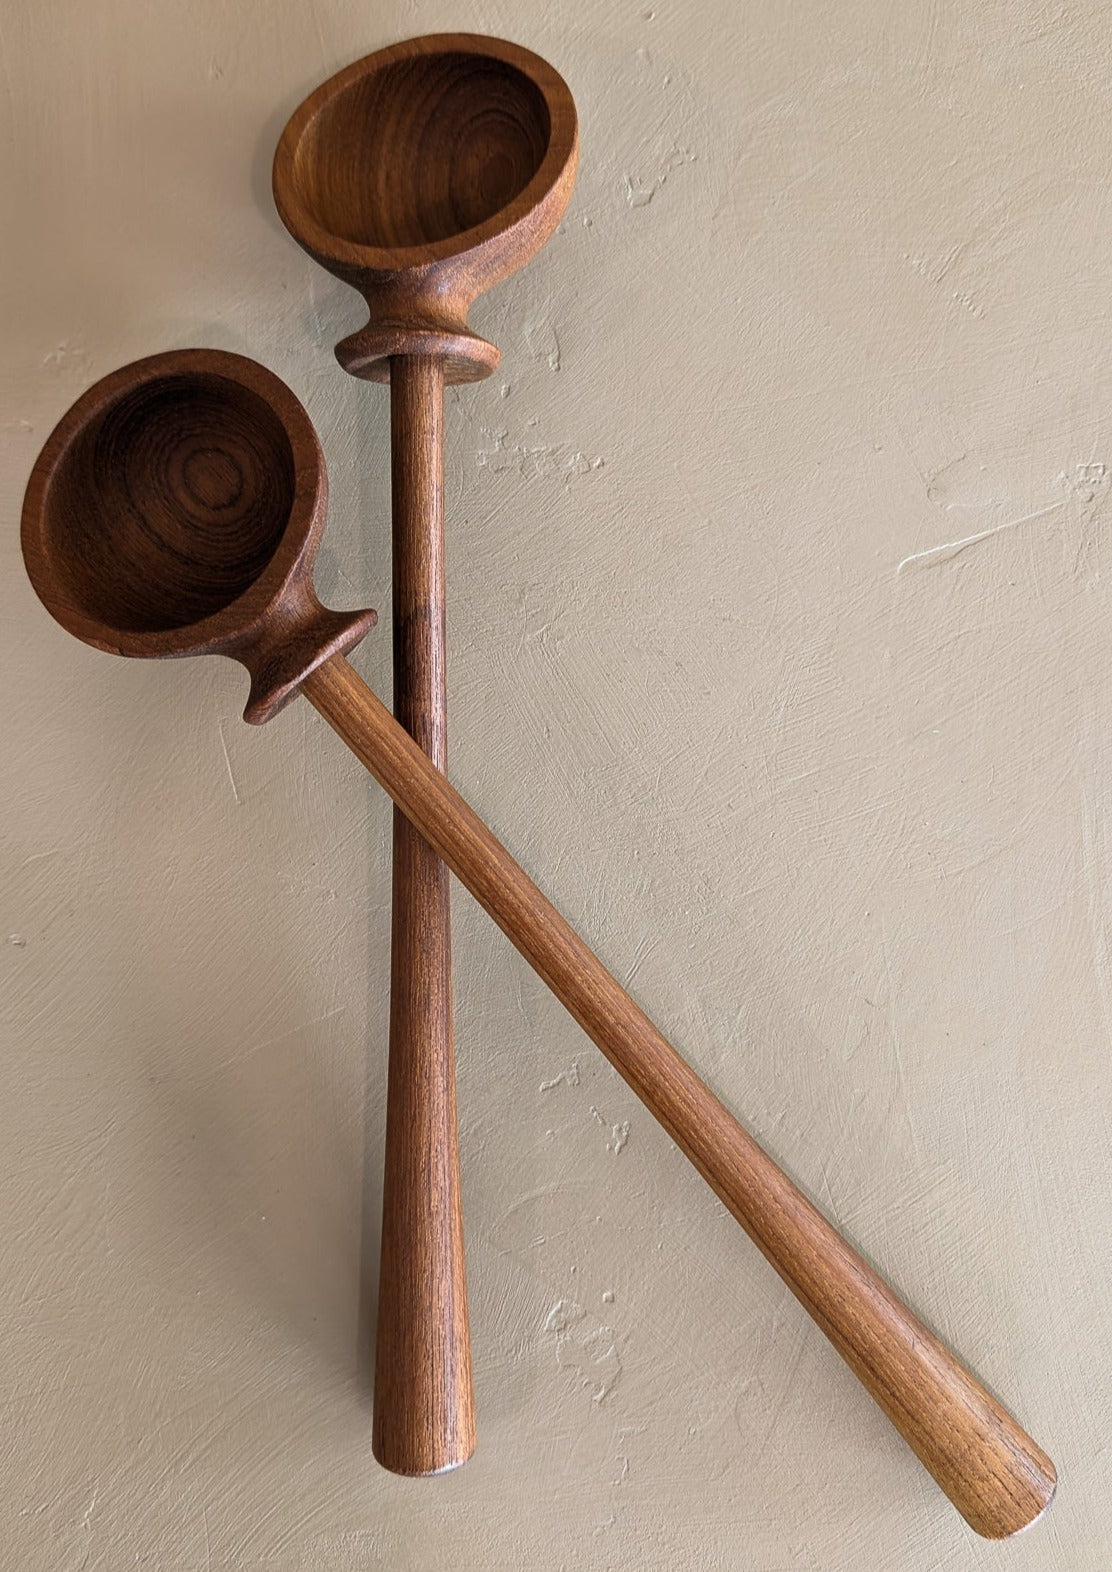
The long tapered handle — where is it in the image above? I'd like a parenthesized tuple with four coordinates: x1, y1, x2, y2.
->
(301, 654, 1055, 1538)
(373, 354, 474, 1475)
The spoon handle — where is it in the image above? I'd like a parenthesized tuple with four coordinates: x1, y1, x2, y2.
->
(373, 355, 474, 1476)
(302, 653, 1055, 1538)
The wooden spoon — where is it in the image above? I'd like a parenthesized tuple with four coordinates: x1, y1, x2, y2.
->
(272, 34, 578, 1474)
(21, 349, 1056, 1538)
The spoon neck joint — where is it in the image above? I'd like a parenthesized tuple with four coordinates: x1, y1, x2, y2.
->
(240, 587, 377, 724)
(336, 282, 500, 385)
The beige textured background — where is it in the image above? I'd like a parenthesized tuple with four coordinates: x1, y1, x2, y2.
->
(2, 2, 1109, 1567)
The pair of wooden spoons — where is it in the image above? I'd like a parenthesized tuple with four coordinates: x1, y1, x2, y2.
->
(20, 34, 1055, 1539)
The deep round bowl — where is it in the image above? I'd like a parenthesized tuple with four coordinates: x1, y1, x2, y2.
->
(274, 34, 578, 275)
(293, 53, 550, 251)
(21, 349, 327, 658)
(273, 35, 578, 382)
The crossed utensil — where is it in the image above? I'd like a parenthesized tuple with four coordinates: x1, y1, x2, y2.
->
(20, 33, 1054, 1537)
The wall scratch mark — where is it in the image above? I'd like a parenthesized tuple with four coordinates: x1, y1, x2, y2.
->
(216, 1006, 346, 1073)
(217, 722, 241, 805)
(897, 501, 1065, 575)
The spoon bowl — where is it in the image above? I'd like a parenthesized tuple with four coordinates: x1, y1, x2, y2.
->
(290, 52, 551, 251)
(273, 34, 579, 382)
(21, 348, 376, 720)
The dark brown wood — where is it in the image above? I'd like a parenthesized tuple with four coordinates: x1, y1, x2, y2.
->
(21, 350, 1056, 1537)
(19, 348, 376, 723)
(272, 34, 579, 385)
(373, 354, 475, 1474)
(302, 656, 1058, 1542)
(273, 35, 579, 1475)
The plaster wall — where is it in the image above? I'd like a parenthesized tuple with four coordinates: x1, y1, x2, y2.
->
(2, 2, 1109, 1567)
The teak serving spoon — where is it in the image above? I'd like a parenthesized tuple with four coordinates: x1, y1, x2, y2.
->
(21, 349, 1055, 1538)
(272, 34, 578, 1475)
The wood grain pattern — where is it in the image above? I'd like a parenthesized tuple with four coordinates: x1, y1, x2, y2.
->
(373, 354, 475, 1474)
(19, 348, 377, 724)
(302, 655, 1056, 1541)
(272, 34, 579, 385)
(274, 36, 579, 1474)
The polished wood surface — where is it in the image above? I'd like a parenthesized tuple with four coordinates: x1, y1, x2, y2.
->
(274, 35, 579, 1474)
(21, 350, 1056, 1536)
(19, 348, 376, 724)
(373, 354, 475, 1474)
(272, 34, 579, 384)
(303, 656, 1057, 1541)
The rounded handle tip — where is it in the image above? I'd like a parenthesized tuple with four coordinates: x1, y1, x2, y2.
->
(962, 1447, 1056, 1539)
(371, 1431, 476, 1478)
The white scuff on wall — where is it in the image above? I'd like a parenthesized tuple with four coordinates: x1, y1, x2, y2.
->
(1, 1, 1109, 1569)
